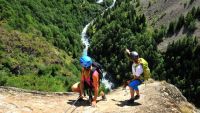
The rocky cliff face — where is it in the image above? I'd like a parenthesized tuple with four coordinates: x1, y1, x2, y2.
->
(0, 81, 199, 113)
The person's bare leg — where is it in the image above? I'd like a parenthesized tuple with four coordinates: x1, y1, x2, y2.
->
(100, 91, 107, 100)
(135, 90, 139, 96)
(134, 90, 140, 100)
(127, 86, 135, 103)
(100, 91, 104, 96)
(71, 82, 81, 95)
(129, 86, 135, 99)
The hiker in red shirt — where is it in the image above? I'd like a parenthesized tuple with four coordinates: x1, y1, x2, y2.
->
(71, 55, 106, 106)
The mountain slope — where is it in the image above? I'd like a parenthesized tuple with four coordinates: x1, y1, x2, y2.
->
(0, 27, 80, 92)
(140, 0, 200, 52)
(0, 0, 110, 57)
(141, 0, 200, 27)
(0, 81, 198, 113)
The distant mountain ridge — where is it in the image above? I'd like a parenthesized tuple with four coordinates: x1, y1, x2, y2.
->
(140, 0, 200, 51)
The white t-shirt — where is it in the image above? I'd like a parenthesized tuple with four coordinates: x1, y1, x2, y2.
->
(132, 63, 143, 77)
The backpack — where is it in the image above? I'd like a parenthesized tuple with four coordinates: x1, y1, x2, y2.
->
(90, 62, 103, 85)
(138, 58, 151, 81)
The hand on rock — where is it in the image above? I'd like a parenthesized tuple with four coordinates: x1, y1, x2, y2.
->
(91, 100, 97, 107)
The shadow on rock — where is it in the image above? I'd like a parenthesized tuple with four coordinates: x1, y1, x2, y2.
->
(67, 99, 90, 107)
(112, 99, 142, 107)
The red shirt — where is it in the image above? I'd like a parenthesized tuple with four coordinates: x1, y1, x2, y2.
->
(81, 69, 99, 89)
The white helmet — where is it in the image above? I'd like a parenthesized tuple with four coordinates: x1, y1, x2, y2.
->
(130, 51, 139, 59)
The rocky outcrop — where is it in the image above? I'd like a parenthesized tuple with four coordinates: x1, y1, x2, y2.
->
(0, 81, 199, 113)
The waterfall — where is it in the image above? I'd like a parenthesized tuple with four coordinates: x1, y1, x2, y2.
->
(96, 0, 103, 4)
(81, 0, 116, 90)
(109, 0, 116, 8)
(81, 21, 93, 56)
(81, 0, 116, 54)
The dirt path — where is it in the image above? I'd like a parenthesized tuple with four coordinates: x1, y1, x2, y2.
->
(0, 81, 198, 113)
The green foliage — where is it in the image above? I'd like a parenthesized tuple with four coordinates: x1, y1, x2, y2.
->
(165, 6, 199, 36)
(167, 21, 176, 35)
(185, 12, 195, 28)
(175, 14, 185, 32)
(187, 20, 196, 32)
(0, 29, 80, 91)
(0, 70, 10, 86)
(0, 0, 108, 58)
(164, 37, 200, 107)
(195, 7, 200, 20)
(87, 0, 162, 85)
(184, 10, 197, 33)
(0, 0, 113, 92)
(5, 74, 64, 92)
(153, 26, 166, 44)
(99, 83, 110, 94)
(189, 0, 195, 5)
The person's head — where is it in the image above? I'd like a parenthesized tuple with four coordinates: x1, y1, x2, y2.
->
(130, 51, 139, 63)
(80, 55, 92, 70)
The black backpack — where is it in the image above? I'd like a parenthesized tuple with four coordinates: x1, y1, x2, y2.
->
(90, 62, 103, 85)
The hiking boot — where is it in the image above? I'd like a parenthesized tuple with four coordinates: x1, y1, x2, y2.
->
(102, 95, 107, 101)
(127, 98, 134, 104)
(134, 95, 140, 100)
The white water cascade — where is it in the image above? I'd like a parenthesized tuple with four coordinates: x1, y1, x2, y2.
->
(81, 21, 93, 56)
(96, 0, 103, 4)
(81, 0, 116, 90)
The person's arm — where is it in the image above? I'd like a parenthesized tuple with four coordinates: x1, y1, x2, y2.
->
(126, 48, 131, 55)
(132, 64, 136, 79)
(92, 71, 99, 106)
